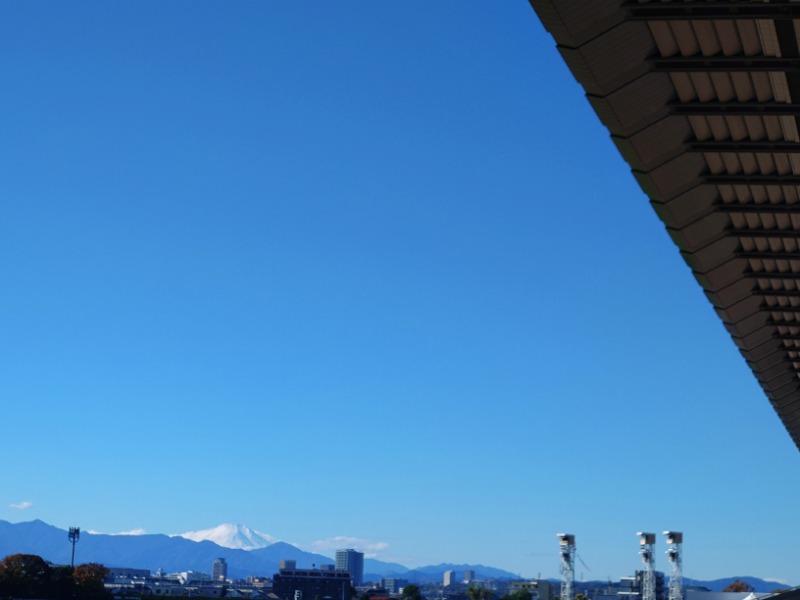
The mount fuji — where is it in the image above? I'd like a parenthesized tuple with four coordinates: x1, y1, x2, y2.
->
(173, 524, 277, 550)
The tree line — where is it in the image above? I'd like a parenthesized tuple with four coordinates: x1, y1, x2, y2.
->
(396, 584, 532, 600)
(0, 553, 111, 600)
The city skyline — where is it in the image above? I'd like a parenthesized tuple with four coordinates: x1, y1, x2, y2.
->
(3, 1, 800, 586)
(0, 517, 789, 589)
(1, 517, 793, 587)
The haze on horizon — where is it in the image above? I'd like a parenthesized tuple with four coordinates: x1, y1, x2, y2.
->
(2, 1, 800, 585)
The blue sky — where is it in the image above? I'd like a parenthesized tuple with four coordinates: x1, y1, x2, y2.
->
(2, 0, 799, 585)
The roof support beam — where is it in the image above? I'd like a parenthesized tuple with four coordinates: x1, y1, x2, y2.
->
(746, 273, 800, 281)
(759, 290, 800, 297)
(671, 102, 800, 116)
(690, 141, 800, 153)
(738, 252, 800, 260)
(770, 319, 800, 327)
(774, 334, 800, 341)
(716, 204, 800, 214)
(704, 174, 800, 185)
(650, 56, 800, 72)
(729, 228, 800, 238)
(624, 1, 800, 20)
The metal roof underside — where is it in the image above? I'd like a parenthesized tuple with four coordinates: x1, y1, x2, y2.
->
(529, 0, 800, 451)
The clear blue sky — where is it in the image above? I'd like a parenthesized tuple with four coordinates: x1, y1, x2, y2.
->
(2, 0, 799, 586)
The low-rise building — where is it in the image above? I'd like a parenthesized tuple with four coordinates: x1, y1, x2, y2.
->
(272, 567, 351, 600)
(381, 579, 409, 594)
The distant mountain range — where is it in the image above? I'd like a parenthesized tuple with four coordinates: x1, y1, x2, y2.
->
(0, 520, 789, 591)
(580, 577, 789, 594)
(0, 520, 517, 582)
(683, 577, 790, 593)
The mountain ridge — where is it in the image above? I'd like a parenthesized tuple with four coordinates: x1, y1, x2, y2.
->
(0, 520, 789, 591)
(0, 520, 517, 581)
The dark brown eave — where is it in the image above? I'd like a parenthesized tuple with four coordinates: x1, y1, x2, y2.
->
(529, 0, 800, 451)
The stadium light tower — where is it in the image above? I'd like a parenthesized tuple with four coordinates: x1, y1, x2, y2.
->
(664, 531, 683, 600)
(557, 533, 576, 600)
(68, 527, 80, 568)
(637, 533, 656, 600)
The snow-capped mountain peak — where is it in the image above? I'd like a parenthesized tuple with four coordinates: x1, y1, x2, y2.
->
(174, 524, 277, 550)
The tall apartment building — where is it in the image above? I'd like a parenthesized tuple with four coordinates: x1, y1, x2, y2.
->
(212, 558, 228, 582)
(444, 571, 456, 587)
(335, 549, 364, 586)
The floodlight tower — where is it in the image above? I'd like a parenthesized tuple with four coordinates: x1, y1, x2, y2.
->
(664, 532, 683, 600)
(68, 527, 80, 568)
(557, 533, 576, 600)
(637, 533, 656, 600)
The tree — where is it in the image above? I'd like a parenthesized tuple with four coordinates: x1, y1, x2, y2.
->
(515, 589, 533, 600)
(402, 584, 422, 600)
(0, 553, 52, 598)
(513, 589, 533, 600)
(48, 565, 77, 598)
(722, 580, 755, 593)
(73, 563, 109, 588)
(468, 585, 495, 600)
(500, 589, 533, 600)
(73, 563, 111, 600)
